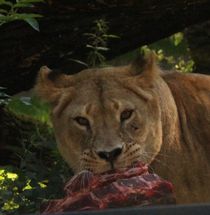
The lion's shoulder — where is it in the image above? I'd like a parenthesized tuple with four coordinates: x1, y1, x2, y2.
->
(162, 71, 210, 144)
(162, 71, 210, 90)
(162, 71, 210, 104)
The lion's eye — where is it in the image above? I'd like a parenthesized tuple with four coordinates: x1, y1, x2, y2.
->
(120, 109, 133, 122)
(74, 116, 90, 127)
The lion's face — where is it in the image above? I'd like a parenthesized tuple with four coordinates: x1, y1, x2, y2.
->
(35, 53, 163, 173)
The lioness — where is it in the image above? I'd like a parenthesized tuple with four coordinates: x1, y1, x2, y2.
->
(35, 53, 210, 204)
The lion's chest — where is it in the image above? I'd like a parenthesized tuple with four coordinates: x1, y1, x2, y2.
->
(151, 148, 210, 204)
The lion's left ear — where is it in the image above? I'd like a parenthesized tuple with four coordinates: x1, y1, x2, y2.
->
(129, 51, 160, 87)
(34, 66, 74, 105)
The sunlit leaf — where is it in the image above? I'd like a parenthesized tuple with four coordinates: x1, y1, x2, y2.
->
(23, 180, 33, 191)
(38, 181, 47, 188)
(2, 200, 19, 211)
(171, 32, 183, 46)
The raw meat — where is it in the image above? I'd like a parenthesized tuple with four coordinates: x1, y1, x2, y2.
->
(41, 161, 175, 214)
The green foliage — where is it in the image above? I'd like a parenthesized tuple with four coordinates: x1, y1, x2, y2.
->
(84, 19, 119, 67)
(0, 0, 44, 31)
(0, 118, 72, 215)
(148, 32, 195, 73)
(70, 19, 119, 68)
(0, 31, 195, 215)
(7, 96, 50, 124)
(174, 57, 194, 73)
(112, 32, 194, 73)
(1, 96, 72, 214)
(170, 32, 184, 46)
(0, 87, 10, 106)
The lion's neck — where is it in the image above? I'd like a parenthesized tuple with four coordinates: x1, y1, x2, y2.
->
(151, 74, 210, 204)
(152, 139, 210, 204)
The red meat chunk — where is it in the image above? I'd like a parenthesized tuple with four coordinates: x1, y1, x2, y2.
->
(41, 161, 175, 214)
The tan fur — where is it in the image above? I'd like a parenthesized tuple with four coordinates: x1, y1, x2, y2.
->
(35, 53, 210, 204)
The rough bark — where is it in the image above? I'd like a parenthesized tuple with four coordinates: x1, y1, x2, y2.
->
(185, 20, 210, 75)
(0, 107, 28, 164)
(0, 0, 210, 94)
(0, 106, 52, 165)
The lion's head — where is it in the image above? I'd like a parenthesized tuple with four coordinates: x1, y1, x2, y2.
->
(35, 53, 178, 174)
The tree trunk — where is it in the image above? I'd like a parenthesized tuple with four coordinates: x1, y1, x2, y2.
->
(185, 20, 210, 75)
(0, 0, 210, 94)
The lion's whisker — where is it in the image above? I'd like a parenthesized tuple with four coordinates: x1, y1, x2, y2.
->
(141, 152, 170, 170)
(142, 151, 172, 159)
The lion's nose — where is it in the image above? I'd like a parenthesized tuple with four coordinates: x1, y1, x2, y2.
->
(97, 147, 122, 162)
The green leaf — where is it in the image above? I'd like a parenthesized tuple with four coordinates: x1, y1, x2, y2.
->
(0, 12, 42, 28)
(0, 9, 8, 14)
(18, 0, 44, 3)
(83, 33, 97, 39)
(86, 44, 94, 49)
(10, 13, 42, 19)
(96, 52, 106, 62)
(0, 0, 13, 7)
(20, 96, 32, 106)
(24, 17, 40, 31)
(106, 34, 120, 39)
(171, 32, 183, 46)
(13, 2, 33, 8)
(95, 46, 109, 51)
(0, 15, 9, 22)
(69, 58, 88, 67)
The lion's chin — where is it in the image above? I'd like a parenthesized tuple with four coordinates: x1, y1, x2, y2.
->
(89, 159, 145, 174)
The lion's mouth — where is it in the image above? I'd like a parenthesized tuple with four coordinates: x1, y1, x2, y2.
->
(110, 161, 115, 170)
(107, 157, 141, 173)
(79, 143, 154, 174)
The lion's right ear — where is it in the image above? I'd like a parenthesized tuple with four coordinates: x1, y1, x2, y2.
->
(129, 51, 160, 88)
(34, 66, 73, 105)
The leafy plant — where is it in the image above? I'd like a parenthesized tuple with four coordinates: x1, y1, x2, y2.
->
(111, 32, 194, 73)
(140, 45, 194, 73)
(0, 0, 44, 31)
(0, 125, 72, 215)
(170, 32, 184, 46)
(84, 19, 119, 67)
(0, 87, 10, 106)
(1, 95, 73, 214)
(8, 96, 50, 124)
